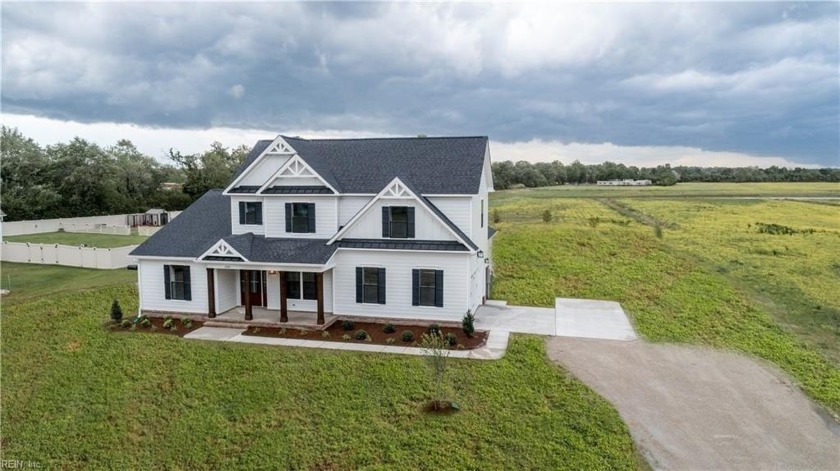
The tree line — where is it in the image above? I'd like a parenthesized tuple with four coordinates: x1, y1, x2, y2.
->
(491, 160, 840, 189)
(0, 126, 248, 221)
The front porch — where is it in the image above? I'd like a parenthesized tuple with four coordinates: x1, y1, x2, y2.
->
(212, 306, 337, 329)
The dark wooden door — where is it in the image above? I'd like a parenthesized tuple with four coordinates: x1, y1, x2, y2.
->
(240, 270, 266, 307)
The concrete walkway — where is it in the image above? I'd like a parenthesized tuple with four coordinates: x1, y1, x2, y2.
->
(548, 337, 840, 470)
(184, 326, 509, 360)
(475, 298, 637, 340)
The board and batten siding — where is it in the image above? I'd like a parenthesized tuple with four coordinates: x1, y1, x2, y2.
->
(236, 154, 292, 187)
(230, 196, 266, 236)
(139, 260, 208, 314)
(425, 196, 473, 238)
(332, 250, 470, 322)
(266, 270, 334, 313)
(215, 269, 238, 313)
(340, 198, 456, 241)
(263, 197, 337, 238)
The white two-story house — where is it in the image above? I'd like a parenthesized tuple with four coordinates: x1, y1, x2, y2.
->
(130, 135, 495, 324)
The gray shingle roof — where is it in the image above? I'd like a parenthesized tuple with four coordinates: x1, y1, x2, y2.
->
(222, 234, 336, 264)
(231, 136, 488, 195)
(130, 190, 230, 257)
(488, 226, 497, 239)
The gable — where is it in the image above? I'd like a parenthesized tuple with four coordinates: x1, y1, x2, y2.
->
(259, 154, 336, 193)
(199, 239, 247, 262)
(225, 136, 297, 193)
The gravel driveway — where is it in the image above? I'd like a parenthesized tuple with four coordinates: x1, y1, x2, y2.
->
(547, 337, 840, 471)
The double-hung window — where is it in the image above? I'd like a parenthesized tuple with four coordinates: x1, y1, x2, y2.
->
(163, 265, 192, 301)
(285, 272, 317, 300)
(412, 269, 443, 307)
(355, 267, 386, 304)
(382, 206, 415, 238)
(238, 201, 263, 225)
(285, 203, 316, 233)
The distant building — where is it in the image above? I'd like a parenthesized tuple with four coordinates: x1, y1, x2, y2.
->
(161, 182, 184, 192)
(596, 179, 652, 186)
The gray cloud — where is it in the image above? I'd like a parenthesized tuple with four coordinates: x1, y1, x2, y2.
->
(2, 2, 838, 166)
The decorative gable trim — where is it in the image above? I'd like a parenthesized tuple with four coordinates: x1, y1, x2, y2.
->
(198, 239, 248, 262)
(257, 154, 338, 194)
(223, 135, 298, 195)
(326, 177, 475, 252)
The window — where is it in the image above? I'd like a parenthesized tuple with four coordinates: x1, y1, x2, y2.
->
(412, 269, 443, 307)
(238, 201, 263, 225)
(164, 265, 191, 301)
(382, 206, 415, 238)
(480, 199, 484, 228)
(286, 272, 301, 299)
(284, 272, 318, 300)
(355, 267, 386, 304)
(285, 203, 315, 233)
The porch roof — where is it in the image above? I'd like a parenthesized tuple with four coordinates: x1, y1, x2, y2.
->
(221, 233, 337, 264)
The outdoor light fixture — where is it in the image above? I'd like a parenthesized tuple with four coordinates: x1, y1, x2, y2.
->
(477, 250, 484, 258)
(268, 270, 278, 275)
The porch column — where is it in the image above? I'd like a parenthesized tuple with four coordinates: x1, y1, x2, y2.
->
(279, 271, 288, 323)
(316, 272, 325, 325)
(206, 268, 216, 318)
(243, 270, 253, 321)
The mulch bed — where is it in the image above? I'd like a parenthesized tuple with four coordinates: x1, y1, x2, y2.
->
(242, 320, 488, 350)
(108, 316, 204, 337)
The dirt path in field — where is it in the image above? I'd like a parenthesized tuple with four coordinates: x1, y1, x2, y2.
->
(547, 337, 840, 471)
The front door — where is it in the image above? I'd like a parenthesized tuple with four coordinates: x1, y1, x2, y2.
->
(240, 270, 266, 307)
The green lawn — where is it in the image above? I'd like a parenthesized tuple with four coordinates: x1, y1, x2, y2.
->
(0, 262, 136, 306)
(4, 231, 148, 248)
(490, 196, 840, 416)
(493, 181, 840, 202)
(1, 277, 641, 469)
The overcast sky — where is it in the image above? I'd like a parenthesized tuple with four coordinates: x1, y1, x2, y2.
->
(2, 2, 838, 168)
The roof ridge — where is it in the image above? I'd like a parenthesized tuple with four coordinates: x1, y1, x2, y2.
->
(281, 135, 487, 142)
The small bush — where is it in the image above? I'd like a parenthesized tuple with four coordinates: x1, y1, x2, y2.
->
(342, 320, 355, 331)
(341, 334, 351, 341)
(279, 327, 287, 335)
(162, 318, 174, 329)
(492, 208, 501, 224)
(110, 299, 123, 322)
(120, 319, 132, 328)
(402, 330, 415, 342)
(321, 330, 330, 338)
(383, 323, 396, 334)
(386, 337, 396, 345)
(180, 317, 193, 328)
(445, 332, 457, 346)
(298, 328, 309, 336)
(427, 324, 441, 336)
(462, 310, 475, 337)
(139, 316, 151, 328)
(355, 329, 369, 341)
(542, 210, 553, 223)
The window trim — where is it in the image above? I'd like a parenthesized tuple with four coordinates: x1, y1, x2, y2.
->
(164, 264, 191, 301)
(239, 201, 263, 226)
(286, 202, 316, 234)
(284, 271, 318, 300)
(356, 266, 386, 305)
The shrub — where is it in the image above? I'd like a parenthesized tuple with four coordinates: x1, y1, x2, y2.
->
(492, 208, 501, 224)
(445, 332, 457, 346)
(386, 337, 396, 345)
(139, 316, 151, 328)
(162, 318, 174, 329)
(542, 210, 553, 223)
(120, 319, 132, 328)
(383, 323, 396, 334)
(342, 320, 355, 331)
(298, 328, 309, 336)
(321, 330, 331, 338)
(355, 329, 369, 341)
(109, 299, 123, 322)
(427, 324, 441, 336)
(462, 310, 475, 338)
(402, 330, 415, 342)
(180, 317, 193, 328)
(341, 334, 351, 341)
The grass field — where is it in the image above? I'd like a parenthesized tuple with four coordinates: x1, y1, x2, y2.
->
(1, 271, 641, 469)
(0, 262, 136, 305)
(493, 182, 840, 201)
(4, 231, 148, 248)
(490, 192, 840, 415)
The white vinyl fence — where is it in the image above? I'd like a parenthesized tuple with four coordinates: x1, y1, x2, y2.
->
(74, 225, 132, 235)
(1, 211, 182, 237)
(136, 226, 163, 236)
(1, 242, 138, 269)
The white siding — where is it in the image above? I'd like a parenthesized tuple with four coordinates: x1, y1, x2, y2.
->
(266, 270, 333, 312)
(216, 269, 238, 313)
(332, 250, 470, 322)
(338, 196, 372, 226)
(426, 197, 472, 237)
(264, 197, 337, 238)
(236, 154, 292, 187)
(230, 196, 266, 236)
(139, 260, 208, 314)
(340, 198, 455, 241)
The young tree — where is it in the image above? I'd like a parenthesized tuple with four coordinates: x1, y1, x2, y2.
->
(419, 332, 451, 410)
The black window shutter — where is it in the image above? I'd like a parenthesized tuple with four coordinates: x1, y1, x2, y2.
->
(382, 207, 390, 237)
(434, 270, 444, 307)
(183, 266, 192, 301)
(412, 269, 419, 306)
(406, 207, 416, 238)
(163, 265, 171, 300)
(377, 268, 386, 304)
(355, 267, 363, 303)
(285, 203, 292, 232)
(308, 203, 316, 233)
(239, 202, 246, 225)
(255, 203, 263, 225)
